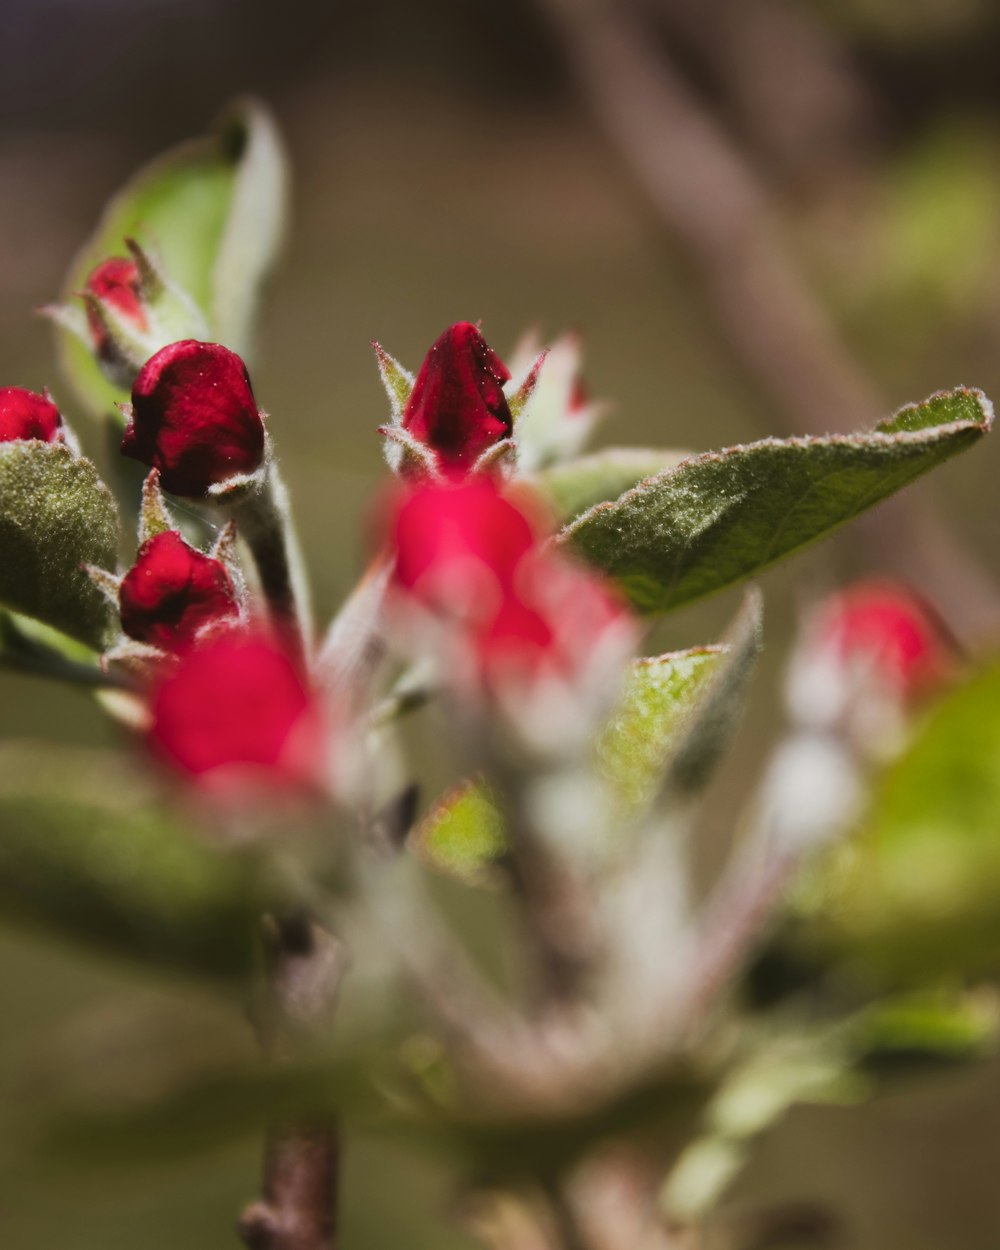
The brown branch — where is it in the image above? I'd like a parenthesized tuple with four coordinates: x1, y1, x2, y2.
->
(536, 0, 1000, 644)
(239, 1125, 340, 1250)
(239, 916, 348, 1250)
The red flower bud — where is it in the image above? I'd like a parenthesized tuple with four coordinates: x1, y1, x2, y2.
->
(0, 387, 63, 444)
(121, 341, 266, 497)
(815, 580, 954, 702)
(387, 480, 636, 742)
(148, 630, 329, 794)
(84, 256, 148, 355)
(119, 530, 239, 652)
(390, 478, 540, 621)
(402, 322, 513, 476)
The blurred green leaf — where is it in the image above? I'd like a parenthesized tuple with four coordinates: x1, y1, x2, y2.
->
(0, 443, 119, 649)
(529, 447, 689, 521)
(56, 98, 289, 417)
(559, 389, 991, 614)
(411, 782, 506, 888)
(664, 589, 762, 797)
(596, 646, 727, 813)
(852, 991, 999, 1078)
(0, 744, 268, 983)
(807, 654, 1000, 981)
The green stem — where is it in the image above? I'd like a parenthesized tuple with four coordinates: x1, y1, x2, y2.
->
(231, 463, 313, 660)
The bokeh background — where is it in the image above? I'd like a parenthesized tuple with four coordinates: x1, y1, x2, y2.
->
(3, 1, 1000, 1246)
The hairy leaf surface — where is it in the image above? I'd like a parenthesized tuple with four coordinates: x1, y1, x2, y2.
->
(559, 389, 992, 613)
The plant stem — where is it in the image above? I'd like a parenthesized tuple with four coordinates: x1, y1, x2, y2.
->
(239, 916, 347, 1250)
(239, 1123, 340, 1250)
(232, 463, 313, 660)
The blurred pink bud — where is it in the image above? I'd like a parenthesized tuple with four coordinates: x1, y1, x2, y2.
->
(0, 387, 63, 444)
(119, 530, 239, 652)
(148, 630, 329, 796)
(390, 477, 541, 622)
(401, 322, 513, 477)
(121, 341, 266, 497)
(814, 579, 954, 703)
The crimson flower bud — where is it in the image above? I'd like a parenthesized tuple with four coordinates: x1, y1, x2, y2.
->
(118, 530, 239, 652)
(402, 322, 513, 476)
(148, 630, 329, 795)
(121, 341, 266, 497)
(814, 580, 954, 703)
(0, 387, 63, 443)
(84, 256, 148, 357)
(390, 479, 540, 621)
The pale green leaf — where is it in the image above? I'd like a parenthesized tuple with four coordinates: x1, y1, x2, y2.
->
(558, 389, 992, 613)
(529, 447, 690, 522)
(56, 98, 289, 416)
(0, 442, 119, 649)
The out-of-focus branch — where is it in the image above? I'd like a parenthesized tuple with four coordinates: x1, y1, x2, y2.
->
(639, 0, 879, 176)
(240, 917, 348, 1250)
(536, 0, 1000, 644)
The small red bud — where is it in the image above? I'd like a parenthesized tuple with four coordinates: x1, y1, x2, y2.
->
(119, 530, 239, 652)
(0, 387, 63, 444)
(84, 256, 148, 354)
(121, 341, 266, 497)
(148, 629, 328, 794)
(402, 322, 513, 476)
(390, 478, 539, 619)
(815, 579, 955, 702)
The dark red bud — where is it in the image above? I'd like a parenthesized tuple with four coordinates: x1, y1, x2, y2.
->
(119, 530, 239, 652)
(148, 629, 328, 793)
(0, 387, 63, 444)
(121, 340, 266, 497)
(402, 322, 513, 475)
(84, 256, 148, 354)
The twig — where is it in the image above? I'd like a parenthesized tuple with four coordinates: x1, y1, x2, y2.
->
(535, 0, 1000, 643)
(239, 916, 348, 1250)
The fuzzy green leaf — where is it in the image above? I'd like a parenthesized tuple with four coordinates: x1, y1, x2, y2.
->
(56, 98, 289, 416)
(0, 744, 268, 983)
(558, 389, 992, 613)
(0, 442, 119, 649)
(595, 646, 727, 813)
(529, 447, 690, 521)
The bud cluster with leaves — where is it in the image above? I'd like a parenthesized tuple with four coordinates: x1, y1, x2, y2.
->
(1, 101, 999, 1250)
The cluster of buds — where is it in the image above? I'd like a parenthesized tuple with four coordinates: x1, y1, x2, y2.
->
(387, 478, 637, 753)
(11, 272, 624, 804)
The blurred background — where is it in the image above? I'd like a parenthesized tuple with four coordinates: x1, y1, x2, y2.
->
(3, 0, 1000, 1245)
